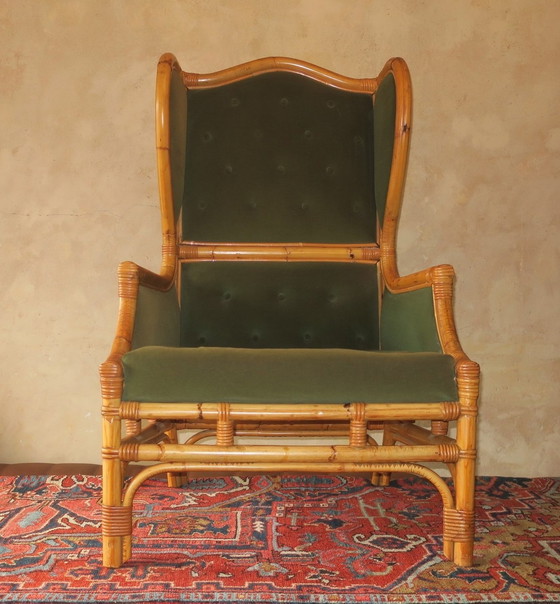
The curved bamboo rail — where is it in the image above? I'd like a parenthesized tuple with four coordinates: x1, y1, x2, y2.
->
(179, 55, 378, 93)
(118, 461, 456, 562)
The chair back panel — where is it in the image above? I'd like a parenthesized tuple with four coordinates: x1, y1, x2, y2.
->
(182, 72, 375, 243)
(180, 262, 379, 350)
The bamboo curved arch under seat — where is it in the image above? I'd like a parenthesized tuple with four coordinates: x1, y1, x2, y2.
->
(100, 54, 480, 570)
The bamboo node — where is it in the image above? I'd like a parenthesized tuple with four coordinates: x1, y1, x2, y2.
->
(350, 403, 367, 447)
(459, 449, 477, 460)
(102, 505, 132, 537)
(431, 420, 449, 436)
(162, 243, 177, 257)
(443, 508, 475, 542)
(438, 444, 460, 463)
(456, 361, 480, 380)
(120, 443, 140, 462)
(118, 262, 140, 299)
(179, 244, 199, 260)
(442, 402, 461, 420)
(125, 419, 141, 437)
(216, 403, 234, 446)
(121, 402, 141, 420)
(101, 447, 119, 460)
(100, 360, 123, 399)
(102, 406, 120, 418)
(361, 246, 380, 262)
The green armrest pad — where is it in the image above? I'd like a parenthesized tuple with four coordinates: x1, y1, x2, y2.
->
(131, 285, 180, 350)
(381, 287, 442, 353)
(122, 347, 458, 403)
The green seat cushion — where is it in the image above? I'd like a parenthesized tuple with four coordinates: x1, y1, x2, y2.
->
(122, 347, 458, 404)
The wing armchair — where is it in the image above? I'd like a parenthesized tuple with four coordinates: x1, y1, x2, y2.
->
(100, 54, 480, 568)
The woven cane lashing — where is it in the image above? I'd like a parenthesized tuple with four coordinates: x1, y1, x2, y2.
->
(183, 72, 375, 243)
(180, 262, 378, 349)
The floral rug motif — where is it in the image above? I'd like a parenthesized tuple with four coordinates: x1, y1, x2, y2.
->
(0, 474, 558, 602)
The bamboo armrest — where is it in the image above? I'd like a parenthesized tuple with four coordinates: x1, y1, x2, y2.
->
(383, 264, 474, 367)
(383, 264, 455, 294)
(118, 261, 174, 296)
(100, 262, 176, 387)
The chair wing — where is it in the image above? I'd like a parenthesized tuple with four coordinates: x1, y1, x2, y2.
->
(100, 54, 480, 569)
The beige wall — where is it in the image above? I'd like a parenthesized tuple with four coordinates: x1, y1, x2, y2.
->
(1, 0, 558, 476)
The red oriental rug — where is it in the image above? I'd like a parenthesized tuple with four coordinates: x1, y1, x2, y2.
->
(0, 473, 558, 603)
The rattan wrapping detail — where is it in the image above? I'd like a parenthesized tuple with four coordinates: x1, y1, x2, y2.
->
(102, 505, 132, 537)
(120, 402, 141, 420)
(443, 508, 475, 542)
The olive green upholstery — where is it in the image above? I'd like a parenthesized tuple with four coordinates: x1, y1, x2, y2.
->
(123, 68, 453, 406)
(130, 285, 180, 350)
(122, 347, 457, 403)
(183, 73, 376, 243)
(180, 262, 378, 349)
(380, 287, 442, 353)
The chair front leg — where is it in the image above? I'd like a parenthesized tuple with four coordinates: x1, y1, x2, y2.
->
(451, 361, 480, 566)
(101, 392, 132, 568)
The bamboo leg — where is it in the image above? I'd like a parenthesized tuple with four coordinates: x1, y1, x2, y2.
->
(164, 426, 189, 487)
(451, 362, 479, 566)
(102, 405, 128, 568)
(373, 423, 395, 486)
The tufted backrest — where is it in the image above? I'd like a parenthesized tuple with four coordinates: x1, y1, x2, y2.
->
(183, 72, 376, 243)
(177, 67, 387, 351)
(180, 262, 378, 349)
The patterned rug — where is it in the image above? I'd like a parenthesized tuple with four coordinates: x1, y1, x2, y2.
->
(0, 473, 558, 603)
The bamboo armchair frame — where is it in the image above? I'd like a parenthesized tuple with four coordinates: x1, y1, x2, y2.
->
(100, 54, 480, 568)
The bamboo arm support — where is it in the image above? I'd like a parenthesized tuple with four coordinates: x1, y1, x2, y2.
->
(382, 262, 475, 367)
(100, 259, 176, 391)
(382, 263, 454, 294)
(118, 261, 174, 294)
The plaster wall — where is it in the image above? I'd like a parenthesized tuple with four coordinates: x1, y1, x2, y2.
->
(1, 0, 559, 476)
